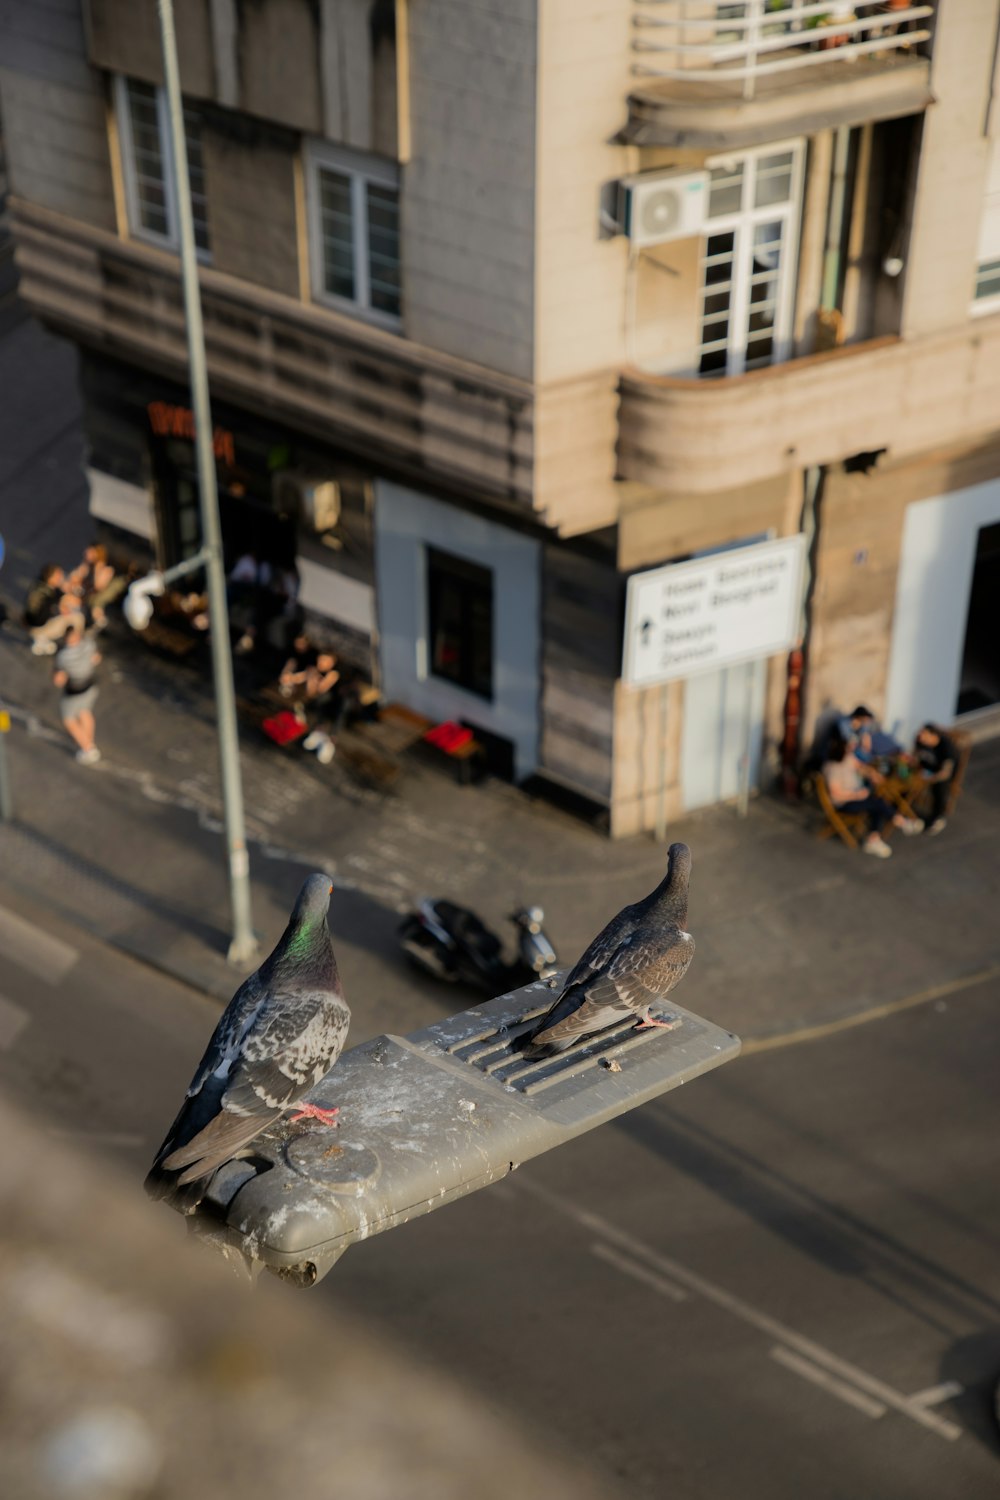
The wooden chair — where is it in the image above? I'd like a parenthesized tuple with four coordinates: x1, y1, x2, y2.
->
(813, 771, 871, 850)
(945, 729, 972, 815)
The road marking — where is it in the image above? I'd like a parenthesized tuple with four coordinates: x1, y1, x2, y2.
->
(770, 1345, 887, 1420)
(591, 1241, 688, 1302)
(516, 1177, 963, 1442)
(742, 962, 1000, 1056)
(909, 1380, 964, 1408)
(0, 904, 78, 984)
(0, 992, 29, 1049)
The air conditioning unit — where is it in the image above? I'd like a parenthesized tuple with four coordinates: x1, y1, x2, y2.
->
(617, 169, 709, 249)
(272, 471, 341, 534)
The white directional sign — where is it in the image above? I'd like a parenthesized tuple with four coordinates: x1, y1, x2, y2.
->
(623, 535, 806, 688)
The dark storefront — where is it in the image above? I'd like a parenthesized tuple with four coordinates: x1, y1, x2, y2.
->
(79, 353, 377, 666)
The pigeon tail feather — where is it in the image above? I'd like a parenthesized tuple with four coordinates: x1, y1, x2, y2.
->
(161, 1104, 282, 1179)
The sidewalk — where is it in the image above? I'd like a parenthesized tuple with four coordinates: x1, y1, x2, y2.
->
(2, 610, 999, 1049)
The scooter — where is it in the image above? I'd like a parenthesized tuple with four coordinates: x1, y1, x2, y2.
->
(398, 898, 559, 994)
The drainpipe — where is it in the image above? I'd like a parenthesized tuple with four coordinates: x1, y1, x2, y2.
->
(781, 465, 825, 797)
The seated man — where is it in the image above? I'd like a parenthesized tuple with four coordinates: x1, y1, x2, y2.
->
(839, 704, 901, 766)
(913, 723, 958, 835)
(300, 650, 341, 765)
(822, 732, 922, 859)
(69, 542, 126, 630)
(24, 566, 85, 655)
(278, 633, 318, 699)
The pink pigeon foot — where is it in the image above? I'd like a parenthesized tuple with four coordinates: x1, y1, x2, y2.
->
(288, 1102, 340, 1125)
(635, 1014, 676, 1030)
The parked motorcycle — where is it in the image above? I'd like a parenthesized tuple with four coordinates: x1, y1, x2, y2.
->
(398, 898, 558, 994)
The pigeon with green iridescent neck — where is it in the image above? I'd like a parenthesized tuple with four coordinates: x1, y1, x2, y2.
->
(144, 873, 349, 1199)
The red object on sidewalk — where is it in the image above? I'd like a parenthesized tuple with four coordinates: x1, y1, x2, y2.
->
(423, 721, 474, 754)
(262, 710, 308, 746)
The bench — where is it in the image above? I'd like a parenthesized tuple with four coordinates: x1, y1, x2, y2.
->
(137, 614, 203, 659)
(362, 704, 486, 784)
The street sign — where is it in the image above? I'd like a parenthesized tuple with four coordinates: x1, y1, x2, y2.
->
(623, 535, 806, 688)
(160, 979, 741, 1285)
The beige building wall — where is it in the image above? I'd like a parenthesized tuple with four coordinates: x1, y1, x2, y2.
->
(534, 0, 632, 386)
(804, 437, 1000, 740)
(901, 0, 1000, 339)
(401, 0, 538, 381)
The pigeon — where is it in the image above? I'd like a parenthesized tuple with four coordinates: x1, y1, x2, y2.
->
(514, 842, 695, 1058)
(144, 873, 350, 1200)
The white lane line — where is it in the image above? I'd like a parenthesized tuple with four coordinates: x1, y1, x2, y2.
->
(771, 1346, 887, 1420)
(591, 1241, 689, 1302)
(0, 905, 78, 984)
(0, 993, 29, 1050)
(515, 1177, 963, 1443)
(909, 1380, 964, 1408)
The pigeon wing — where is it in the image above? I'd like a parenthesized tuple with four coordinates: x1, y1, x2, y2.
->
(222, 989, 351, 1115)
(533, 929, 694, 1048)
(144, 971, 268, 1195)
(556, 902, 643, 993)
(160, 989, 350, 1185)
(599, 925, 695, 1011)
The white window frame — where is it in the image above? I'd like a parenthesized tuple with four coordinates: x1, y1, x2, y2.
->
(305, 139, 401, 330)
(972, 140, 1000, 318)
(114, 74, 210, 260)
(972, 257, 1000, 318)
(697, 138, 805, 378)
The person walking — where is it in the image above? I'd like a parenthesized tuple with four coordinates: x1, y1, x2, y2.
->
(53, 621, 102, 765)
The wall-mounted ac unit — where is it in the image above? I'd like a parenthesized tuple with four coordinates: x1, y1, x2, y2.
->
(617, 170, 709, 249)
(272, 471, 341, 534)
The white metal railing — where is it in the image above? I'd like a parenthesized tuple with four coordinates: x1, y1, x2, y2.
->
(633, 2, 934, 98)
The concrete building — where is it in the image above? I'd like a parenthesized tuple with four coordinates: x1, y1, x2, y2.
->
(1, 0, 998, 833)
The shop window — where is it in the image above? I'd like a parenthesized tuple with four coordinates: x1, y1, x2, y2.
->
(426, 547, 493, 701)
(697, 141, 804, 377)
(115, 77, 210, 256)
(306, 141, 401, 325)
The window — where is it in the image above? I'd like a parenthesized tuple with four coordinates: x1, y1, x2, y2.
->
(115, 76, 209, 255)
(307, 142, 401, 325)
(426, 547, 493, 701)
(697, 142, 804, 377)
(973, 140, 1000, 315)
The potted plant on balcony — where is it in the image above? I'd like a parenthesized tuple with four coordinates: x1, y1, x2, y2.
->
(806, 8, 857, 49)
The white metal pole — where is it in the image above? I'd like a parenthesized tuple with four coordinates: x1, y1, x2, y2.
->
(156, 0, 257, 965)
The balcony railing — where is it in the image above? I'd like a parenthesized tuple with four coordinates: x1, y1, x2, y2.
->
(633, 2, 934, 98)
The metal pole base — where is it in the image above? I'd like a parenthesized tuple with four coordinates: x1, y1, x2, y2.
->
(227, 932, 260, 968)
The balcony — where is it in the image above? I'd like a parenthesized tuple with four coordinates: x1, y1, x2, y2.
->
(616, 315, 1000, 499)
(623, 2, 934, 149)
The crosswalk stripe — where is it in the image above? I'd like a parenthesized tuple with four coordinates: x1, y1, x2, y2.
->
(0, 904, 79, 984)
(0, 992, 30, 1050)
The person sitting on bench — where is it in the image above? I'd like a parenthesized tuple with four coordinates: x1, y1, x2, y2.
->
(822, 732, 921, 859)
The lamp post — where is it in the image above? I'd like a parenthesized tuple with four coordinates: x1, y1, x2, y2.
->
(156, 0, 257, 965)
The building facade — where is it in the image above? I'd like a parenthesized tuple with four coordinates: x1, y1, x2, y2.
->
(1, 0, 998, 833)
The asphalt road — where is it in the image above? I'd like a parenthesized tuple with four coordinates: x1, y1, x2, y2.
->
(2, 881, 998, 1499)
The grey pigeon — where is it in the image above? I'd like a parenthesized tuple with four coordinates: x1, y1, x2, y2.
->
(515, 843, 695, 1058)
(144, 873, 350, 1198)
